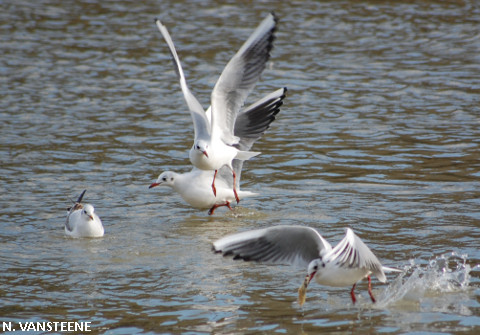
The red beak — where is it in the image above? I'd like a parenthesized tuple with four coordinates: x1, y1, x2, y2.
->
(307, 271, 316, 285)
(149, 183, 160, 189)
(202, 150, 209, 158)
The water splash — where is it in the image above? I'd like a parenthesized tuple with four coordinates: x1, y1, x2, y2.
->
(376, 252, 479, 313)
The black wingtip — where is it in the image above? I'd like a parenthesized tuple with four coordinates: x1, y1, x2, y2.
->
(213, 248, 254, 262)
(233, 254, 251, 262)
(76, 189, 87, 203)
(270, 11, 278, 23)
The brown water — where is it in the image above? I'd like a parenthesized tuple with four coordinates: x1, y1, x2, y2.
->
(1, 0, 479, 334)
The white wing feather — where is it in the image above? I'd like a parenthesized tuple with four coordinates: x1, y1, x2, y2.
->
(325, 228, 387, 282)
(155, 19, 211, 141)
(210, 13, 277, 144)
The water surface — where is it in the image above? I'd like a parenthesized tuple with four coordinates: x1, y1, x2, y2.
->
(1, 0, 479, 334)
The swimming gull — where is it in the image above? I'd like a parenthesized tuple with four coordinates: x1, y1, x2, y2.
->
(65, 190, 104, 238)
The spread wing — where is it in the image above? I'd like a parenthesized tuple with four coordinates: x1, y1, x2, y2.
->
(210, 13, 277, 145)
(326, 228, 386, 282)
(155, 19, 210, 141)
(216, 87, 286, 188)
(213, 225, 332, 267)
(234, 87, 286, 151)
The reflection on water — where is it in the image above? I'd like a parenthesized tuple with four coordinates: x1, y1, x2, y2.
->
(1, 0, 479, 333)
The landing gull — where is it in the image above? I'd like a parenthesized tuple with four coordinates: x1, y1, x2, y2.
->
(65, 190, 104, 238)
(154, 13, 277, 203)
(150, 88, 287, 215)
(213, 226, 400, 305)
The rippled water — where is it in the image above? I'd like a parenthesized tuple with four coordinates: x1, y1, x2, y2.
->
(1, 0, 479, 334)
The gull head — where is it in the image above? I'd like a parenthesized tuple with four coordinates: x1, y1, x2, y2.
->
(82, 204, 95, 221)
(149, 171, 175, 189)
(307, 259, 324, 285)
(193, 140, 209, 158)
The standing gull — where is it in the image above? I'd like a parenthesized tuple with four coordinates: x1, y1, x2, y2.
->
(150, 88, 287, 215)
(154, 13, 277, 203)
(213, 226, 400, 305)
(65, 190, 104, 238)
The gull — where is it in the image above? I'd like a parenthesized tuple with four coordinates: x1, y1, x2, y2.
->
(150, 87, 287, 215)
(154, 13, 277, 203)
(65, 190, 104, 238)
(213, 226, 400, 305)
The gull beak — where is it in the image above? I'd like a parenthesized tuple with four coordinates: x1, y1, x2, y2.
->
(202, 150, 209, 158)
(298, 271, 317, 306)
(87, 214, 94, 221)
(149, 182, 160, 189)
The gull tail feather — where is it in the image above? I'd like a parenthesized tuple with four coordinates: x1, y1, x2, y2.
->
(382, 266, 402, 273)
(237, 190, 259, 198)
(235, 150, 260, 161)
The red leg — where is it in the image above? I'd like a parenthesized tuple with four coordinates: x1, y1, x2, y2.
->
(208, 205, 218, 215)
(211, 170, 217, 196)
(208, 201, 233, 215)
(367, 275, 376, 303)
(232, 170, 240, 204)
(350, 283, 357, 304)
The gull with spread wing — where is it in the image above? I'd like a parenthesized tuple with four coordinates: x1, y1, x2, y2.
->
(150, 88, 286, 214)
(150, 88, 287, 215)
(154, 13, 277, 203)
(213, 226, 400, 305)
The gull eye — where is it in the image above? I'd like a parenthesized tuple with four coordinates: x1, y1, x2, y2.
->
(83, 210, 87, 214)
(162, 177, 167, 181)
(196, 145, 200, 150)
